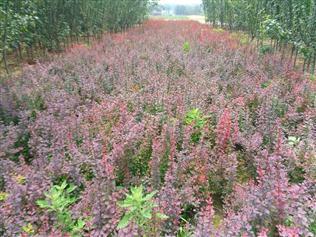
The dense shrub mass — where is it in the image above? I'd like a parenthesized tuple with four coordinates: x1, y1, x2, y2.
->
(0, 20, 315, 236)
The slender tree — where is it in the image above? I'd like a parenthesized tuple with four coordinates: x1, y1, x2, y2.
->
(1, 0, 9, 73)
(0, 0, 156, 73)
(203, 0, 316, 74)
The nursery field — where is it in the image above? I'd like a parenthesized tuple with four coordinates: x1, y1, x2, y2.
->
(0, 20, 316, 236)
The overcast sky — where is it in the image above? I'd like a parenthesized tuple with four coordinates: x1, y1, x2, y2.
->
(159, 0, 202, 5)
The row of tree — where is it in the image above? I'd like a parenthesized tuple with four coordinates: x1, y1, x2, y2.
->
(0, 0, 156, 73)
(202, 0, 316, 74)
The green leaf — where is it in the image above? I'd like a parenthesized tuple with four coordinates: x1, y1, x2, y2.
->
(66, 184, 77, 194)
(183, 41, 190, 53)
(119, 202, 133, 208)
(59, 180, 68, 190)
(76, 219, 86, 229)
(142, 209, 152, 219)
(156, 212, 168, 220)
(36, 199, 50, 208)
(117, 212, 133, 229)
(144, 191, 157, 201)
(0, 192, 9, 202)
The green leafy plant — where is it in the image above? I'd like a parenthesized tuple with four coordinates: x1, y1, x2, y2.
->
(22, 223, 35, 235)
(310, 218, 316, 235)
(15, 175, 26, 185)
(177, 226, 192, 237)
(284, 216, 294, 227)
(36, 180, 85, 237)
(185, 108, 205, 128)
(0, 192, 9, 202)
(117, 185, 167, 233)
(129, 143, 153, 177)
(185, 108, 206, 143)
(183, 41, 191, 53)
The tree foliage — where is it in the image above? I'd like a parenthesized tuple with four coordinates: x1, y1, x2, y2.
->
(202, 0, 316, 74)
(0, 0, 156, 72)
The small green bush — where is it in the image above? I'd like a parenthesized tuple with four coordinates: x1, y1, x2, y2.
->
(118, 185, 167, 233)
(310, 219, 316, 235)
(129, 143, 152, 177)
(36, 180, 86, 236)
(0, 192, 9, 202)
(185, 108, 206, 143)
(22, 223, 35, 235)
(183, 41, 191, 54)
(177, 226, 192, 237)
(185, 109, 205, 129)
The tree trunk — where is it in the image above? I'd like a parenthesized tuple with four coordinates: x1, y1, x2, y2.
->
(293, 49, 298, 67)
(18, 43, 23, 61)
(303, 57, 307, 72)
(281, 43, 286, 62)
(306, 55, 312, 73)
(290, 45, 295, 61)
(2, 0, 10, 74)
(310, 52, 316, 75)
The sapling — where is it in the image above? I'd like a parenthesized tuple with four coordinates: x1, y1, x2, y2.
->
(117, 185, 167, 235)
(184, 108, 206, 143)
(36, 180, 86, 237)
(183, 41, 191, 53)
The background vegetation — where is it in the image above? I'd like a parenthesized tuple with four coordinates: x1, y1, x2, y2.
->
(203, 0, 316, 74)
(0, 0, 156, 73)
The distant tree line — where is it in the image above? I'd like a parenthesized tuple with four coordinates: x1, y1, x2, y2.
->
(0, 0, 156, 73)
(203, 0, 316, 74)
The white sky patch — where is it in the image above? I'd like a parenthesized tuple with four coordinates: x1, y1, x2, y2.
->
(159, 0, 202, 5)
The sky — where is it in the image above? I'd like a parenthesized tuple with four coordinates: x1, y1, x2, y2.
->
(159, 0, 202, 5)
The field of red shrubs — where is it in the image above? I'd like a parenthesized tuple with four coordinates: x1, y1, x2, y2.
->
(0, 20, 315, 236)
